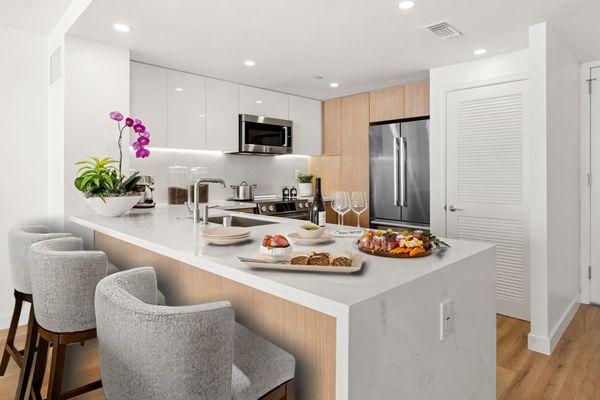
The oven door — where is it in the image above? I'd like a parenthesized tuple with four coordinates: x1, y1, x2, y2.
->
(240, 114, 293, 154)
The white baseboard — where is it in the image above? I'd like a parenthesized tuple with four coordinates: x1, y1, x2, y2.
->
(0, 304, 30, 331)
(528, 300, 580, 355)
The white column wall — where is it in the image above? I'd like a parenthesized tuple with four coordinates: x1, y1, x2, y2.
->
(0, 25, 48, 328)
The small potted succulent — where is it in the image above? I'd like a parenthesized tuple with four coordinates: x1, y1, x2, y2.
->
(74, 112, 151, 217)
(297, 172, 314, 197)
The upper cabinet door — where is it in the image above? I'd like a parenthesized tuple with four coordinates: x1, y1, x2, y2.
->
(369, 85, 404, 123)
(403, 81, 430, 118)
(206, 78, 239, 152)
(167, 70, 206, 150)
(289, 95, 322, 156)
(130, 62, 168, 147)
(323, 98, 342, 155)
(266, 91, 289, 120)
(239, 85, 267, 116)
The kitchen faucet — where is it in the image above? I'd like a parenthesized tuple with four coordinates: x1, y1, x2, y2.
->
(191, 178, 226, 224)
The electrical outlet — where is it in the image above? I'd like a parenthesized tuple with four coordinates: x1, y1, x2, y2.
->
(439, 298, 454, 340)
(294, 170, 301, 180)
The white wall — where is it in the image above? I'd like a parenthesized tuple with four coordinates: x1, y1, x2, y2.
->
(429, 50, 530, 236)
(129, 150, 308, 203)
(528, 23, 581, 355)
(0, 25, 48, 328)
(63, 36, 130, 247)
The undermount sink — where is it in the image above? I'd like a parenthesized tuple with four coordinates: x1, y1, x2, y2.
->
(206, 215, 277, 227)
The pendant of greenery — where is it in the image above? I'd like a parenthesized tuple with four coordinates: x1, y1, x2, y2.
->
(75, 157, 142, 202)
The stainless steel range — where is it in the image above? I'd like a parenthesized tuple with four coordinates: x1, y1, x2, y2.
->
(226, 196, 310, 220)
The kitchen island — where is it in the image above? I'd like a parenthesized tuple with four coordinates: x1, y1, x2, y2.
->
(72, 205, 496, 400)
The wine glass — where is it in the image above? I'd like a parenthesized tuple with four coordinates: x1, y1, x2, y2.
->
(351, 191, 368, 228)
(331, 191, 350, 226)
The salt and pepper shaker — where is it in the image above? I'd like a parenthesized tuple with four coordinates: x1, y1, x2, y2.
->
(282, 186, 290, 200)
(290, 186, 298, 199)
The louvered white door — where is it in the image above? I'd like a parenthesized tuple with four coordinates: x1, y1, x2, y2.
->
(446, 80, 530, 320)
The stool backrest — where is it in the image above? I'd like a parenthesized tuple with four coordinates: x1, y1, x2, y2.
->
(8, 225, 71, 294)
(95, 267, 235, 400)
(29, 237, 109, 332)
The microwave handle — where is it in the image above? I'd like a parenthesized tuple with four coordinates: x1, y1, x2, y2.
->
(283, 126, 289, 147)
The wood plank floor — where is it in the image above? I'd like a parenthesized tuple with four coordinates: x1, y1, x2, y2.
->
(1, 304, 599, 399)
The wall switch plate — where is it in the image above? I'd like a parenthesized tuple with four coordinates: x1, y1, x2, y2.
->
(440, 298, 454, 340)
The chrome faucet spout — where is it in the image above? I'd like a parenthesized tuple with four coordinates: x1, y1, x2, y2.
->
(193, 178, 226, 224)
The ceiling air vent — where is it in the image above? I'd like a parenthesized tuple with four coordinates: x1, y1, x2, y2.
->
(423, 20, 463, 39)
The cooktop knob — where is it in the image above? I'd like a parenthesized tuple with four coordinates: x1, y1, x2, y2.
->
(298, 203, 303, 208)
(305, 202, 309, 208)
(261, 206, 267, 212)
(268, 205, 275, 211)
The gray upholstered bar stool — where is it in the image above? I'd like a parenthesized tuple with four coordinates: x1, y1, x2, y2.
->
(95, 267, 296, 400)
(2, 226, 71, 377)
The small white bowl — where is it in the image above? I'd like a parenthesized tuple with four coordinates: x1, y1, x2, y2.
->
(295, 223, 325, 239)
(260, 245, 291, 258)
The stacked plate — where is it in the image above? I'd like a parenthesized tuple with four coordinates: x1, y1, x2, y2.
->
(202, 226, 251, 245)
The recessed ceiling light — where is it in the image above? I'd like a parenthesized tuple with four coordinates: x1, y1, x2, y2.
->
(314, 75, 324, 80)
(256, 100, 263, 104)
(473, 48, 487, 55)
(113, 23, 130, 32)
(244, 60, 256, 67)
(397, 1, 415, 10)
(329, 82, 339, 88)
(175, 87, 184, 92)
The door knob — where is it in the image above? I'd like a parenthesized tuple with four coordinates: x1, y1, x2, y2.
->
(448, 205, 463, 212)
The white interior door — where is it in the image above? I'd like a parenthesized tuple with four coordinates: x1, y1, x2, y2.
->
(590, 67, 600, 303)
(446, 80, 530, 320)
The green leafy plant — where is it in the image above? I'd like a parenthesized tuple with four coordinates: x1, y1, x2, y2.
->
(298, 172, 314, 184)
(74, 157, 141, 201)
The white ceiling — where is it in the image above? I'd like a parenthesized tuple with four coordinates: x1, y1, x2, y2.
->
(67, 0, 600, 100)
(0, 0, 76, 34)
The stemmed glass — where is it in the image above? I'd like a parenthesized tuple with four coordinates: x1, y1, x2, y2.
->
(331, 191, 351, 226)
(351, 191, 368, 228)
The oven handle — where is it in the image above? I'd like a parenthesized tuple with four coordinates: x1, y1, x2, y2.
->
(283, 126, 289, 147)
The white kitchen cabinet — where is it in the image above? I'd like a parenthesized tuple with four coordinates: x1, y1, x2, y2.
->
(266, 91, 289, 120)
(206, 78, 239, 152)
(130, 62, 168, 147)
(289, 95, 323, 155)
(239, 85, 267, 116)
(167, 70, 206, 149)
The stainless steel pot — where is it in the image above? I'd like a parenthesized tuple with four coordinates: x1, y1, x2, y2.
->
(231, 181, 257, 201)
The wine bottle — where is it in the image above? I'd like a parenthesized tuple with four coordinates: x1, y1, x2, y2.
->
(311, 178, 326, 227)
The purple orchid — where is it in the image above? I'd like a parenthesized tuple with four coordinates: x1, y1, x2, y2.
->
(109, 111, 124, 121)
(137, 136, 150, 146)
(133, 123, 146, 133)
(136, 147, 150, 158)
(109, 112, 153, 176)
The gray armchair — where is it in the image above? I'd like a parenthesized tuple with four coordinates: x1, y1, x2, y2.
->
(2, 225, 71, 380)
(95, 267, 295, 400)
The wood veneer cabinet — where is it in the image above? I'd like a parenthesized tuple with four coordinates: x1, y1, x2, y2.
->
(341, 92, 370, 228)
(369, 85, 404, 123)
(322, 98, 342, 155)
(403, 81, 430, 118)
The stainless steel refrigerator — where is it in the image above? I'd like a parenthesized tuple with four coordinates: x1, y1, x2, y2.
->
(369, 119, 430, 229)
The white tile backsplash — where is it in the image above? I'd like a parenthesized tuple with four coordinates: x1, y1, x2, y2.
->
(129, 148, 308, 204)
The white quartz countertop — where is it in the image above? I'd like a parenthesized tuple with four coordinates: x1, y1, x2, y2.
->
(71, 205, 494, 317)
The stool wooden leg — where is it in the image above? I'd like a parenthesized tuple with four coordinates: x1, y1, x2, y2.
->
(0, 290, 24, 375)
(30, 335, 49, 400)
(285, 379, 295, 400)
(46, 337, 66, 400)
(15, 310, 37, 400)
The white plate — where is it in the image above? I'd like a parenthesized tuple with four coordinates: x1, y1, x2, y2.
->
(204, 236, 251, 245)
(288, 232, 334, 245)
(241, 252, 364, 273)
(202, 226, 251, 238)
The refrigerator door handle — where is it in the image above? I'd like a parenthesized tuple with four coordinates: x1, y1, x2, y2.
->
(393, 136, 400, 206)
(399, 137, 407, 207)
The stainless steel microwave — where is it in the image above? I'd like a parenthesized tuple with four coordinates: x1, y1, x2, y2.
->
(234, 114, 293, 155)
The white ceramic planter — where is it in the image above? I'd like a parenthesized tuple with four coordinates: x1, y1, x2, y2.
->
(85, 195, 141, 217)
(298, 183, 313, 197)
